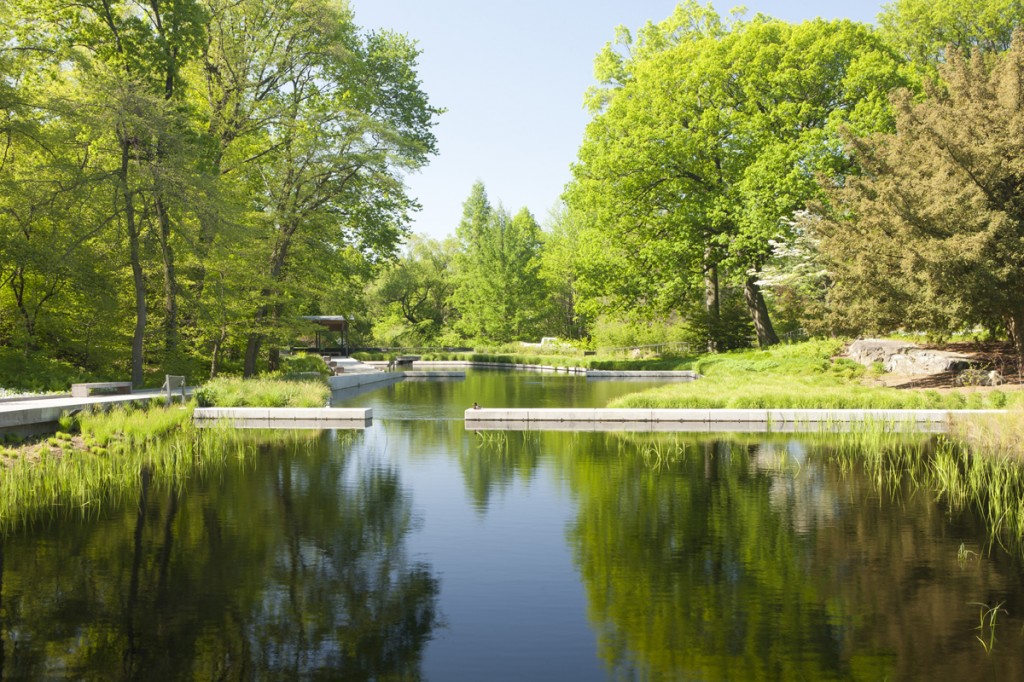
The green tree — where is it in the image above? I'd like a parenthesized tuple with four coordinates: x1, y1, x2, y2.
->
(3, 0, 210, 385)
(234, 8, 440, 375)
(878, 0, 1024, 64)
(0, 0, 439, 383)
(451, 182, 548, 344)
(366, 235, 458, 346)
(539, 204, 588, 340)
(818, 37, 1024, 359)
(568, 7, 906, 350)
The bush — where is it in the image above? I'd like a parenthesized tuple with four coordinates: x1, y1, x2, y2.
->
(0, 348, 94, 392)
(280, 352, 331, 376)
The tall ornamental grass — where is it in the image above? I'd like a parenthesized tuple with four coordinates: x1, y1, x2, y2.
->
(195, 376, 330, 408)
(0, 404, 328, 531)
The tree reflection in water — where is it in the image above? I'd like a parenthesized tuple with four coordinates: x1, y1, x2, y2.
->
(565, 433, 1024, 681)
(0, 432, 439, 680)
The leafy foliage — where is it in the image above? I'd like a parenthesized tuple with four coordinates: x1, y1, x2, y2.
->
(0, 0, 440, 383)
(567, 8, 907, 350)
(818, 36, 1024, 354)
(450, 183, 548, 344)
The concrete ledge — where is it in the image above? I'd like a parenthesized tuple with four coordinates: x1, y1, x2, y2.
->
(328, 373, 397, 390)
(464, 408, 1007, 432)
(194, 418, 370, 430)
(399, 360, 590, 374)
(587, 370, 700, 379)
(401, 371, 466, 378)
(193, 407, 371, 428)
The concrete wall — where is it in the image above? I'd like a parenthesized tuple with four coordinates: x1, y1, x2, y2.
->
(193, 407, 372, 429)
(328, 373, 401, 390)
(465, 407, 1006, 433)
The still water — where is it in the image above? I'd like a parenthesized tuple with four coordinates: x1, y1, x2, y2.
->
(2, 370, 1023, 679)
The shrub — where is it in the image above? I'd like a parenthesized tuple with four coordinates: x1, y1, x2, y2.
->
(279, 353, 331, 378)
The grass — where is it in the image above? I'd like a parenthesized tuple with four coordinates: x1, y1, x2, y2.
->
(948, 407, 1024, 459)
(194, 376, 330, 408)
(0, 403, 327, 530)
(801, 419, 1024, 556)
(606, 339, 1021, 409)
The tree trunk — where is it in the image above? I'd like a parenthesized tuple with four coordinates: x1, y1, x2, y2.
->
(243, 231, 294, 377)
(155, 194, 178, 355)
(120, 136, 146, 388)
(243, 330, 263, 378)
(210, 325, 227, 378)
(704, 256, 720, 353)
(11, 268, 36, 350)
(1005, 308, 1024, 382)
(744, 275, 779, 347)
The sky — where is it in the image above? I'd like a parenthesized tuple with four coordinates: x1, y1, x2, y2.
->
(349, 0, 888, 241)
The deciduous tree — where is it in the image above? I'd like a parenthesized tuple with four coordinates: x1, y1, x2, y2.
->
(568, 7, 905, 349)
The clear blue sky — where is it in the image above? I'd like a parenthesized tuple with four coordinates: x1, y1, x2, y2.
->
(349, 1, 888, 240)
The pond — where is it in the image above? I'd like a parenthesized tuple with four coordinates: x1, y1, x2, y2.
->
(1, 369, 1023, 679)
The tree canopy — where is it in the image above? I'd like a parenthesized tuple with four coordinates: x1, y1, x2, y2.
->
(0, 0, 440, 381)
(566, 7, 907, 350)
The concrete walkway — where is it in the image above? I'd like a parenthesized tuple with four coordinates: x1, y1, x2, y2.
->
(464, 407, 1007, 433)
(328, 370, 465, 391)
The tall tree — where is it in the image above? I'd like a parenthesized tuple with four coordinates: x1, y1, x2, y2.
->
(878, 0, 1024, 64)
(539, 204, 588, 340)
(451, 182, 547, 344)
(6, 0, 209, 385)
(233, 6, 439, 375)
(568, 8, 906, 349)
(366, 235, 457, 346)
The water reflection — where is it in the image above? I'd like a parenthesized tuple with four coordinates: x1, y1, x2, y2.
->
(0, 432, 439, 680)
(565, 433, 1024, 681)
(3, 370, 1024, 680)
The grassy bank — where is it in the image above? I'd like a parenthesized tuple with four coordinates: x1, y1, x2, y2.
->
(607, 339, 1021, 410)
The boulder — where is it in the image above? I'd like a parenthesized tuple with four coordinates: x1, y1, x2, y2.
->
(847, 338, 974, 375)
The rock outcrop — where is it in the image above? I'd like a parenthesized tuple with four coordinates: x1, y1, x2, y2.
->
(847, 339, 974, 375)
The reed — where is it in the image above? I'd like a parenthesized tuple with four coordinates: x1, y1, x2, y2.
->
(806, 419, 1024, 556)
(0, 404, 325, 531)
(194, 376, 330, 408)
(948, 407, 1024, 460)
(972, 601, 1007, 653)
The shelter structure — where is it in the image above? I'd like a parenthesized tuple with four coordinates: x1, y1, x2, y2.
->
(300, 315, 354, 354)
